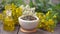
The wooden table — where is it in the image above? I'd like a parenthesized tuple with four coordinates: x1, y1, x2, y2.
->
(0, 21, 60, 34)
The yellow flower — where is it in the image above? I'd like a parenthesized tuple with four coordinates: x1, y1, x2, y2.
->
(45, 21, 49, 25)
(46, 11, 50, 16)
(48, 19, 54, 25)
(0, 14, 3, 20)
(53, 15, 57, 18)
(39, 25, 42, 27)
(19, 5, 24, 10)
(51, 30, 54, 32)
(11, 3, 16, 11)
(16, 8, 22, 17)
(3, 10, 7, 15)
(41, 19, 45, 22)
(5, 4, 12, 10)
(5, 3, 16, 11)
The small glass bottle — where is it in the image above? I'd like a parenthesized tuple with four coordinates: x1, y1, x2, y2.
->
(3, 9, 15, 31)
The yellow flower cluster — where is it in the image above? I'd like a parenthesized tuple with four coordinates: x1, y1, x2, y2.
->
(0, 13, 3, 20)
(36, 11, 57, 32)
(3, 3, 23, 31)
(3, 16, 15, 31)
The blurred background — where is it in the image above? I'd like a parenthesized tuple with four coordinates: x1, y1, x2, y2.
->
(0, 0, 60, 34)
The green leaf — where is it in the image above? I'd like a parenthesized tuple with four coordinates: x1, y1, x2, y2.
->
(35, 0, 40, 3)
(29, 0, 34, 7)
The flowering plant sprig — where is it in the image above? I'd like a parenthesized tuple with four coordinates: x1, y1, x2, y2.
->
(21, 5, 36, 16)
(36, 9, 58, 32)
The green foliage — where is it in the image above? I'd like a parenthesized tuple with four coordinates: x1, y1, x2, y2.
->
(29, 0, 56, 13)
(36, 10, 58, 32)
(29, 0, 34, 7)
(29, 0, 60, 21)
(55, 4, 60, 21)
(0, 0, 25, 7)
(0, 3, 4, 11)
(50, 3, 60, 21)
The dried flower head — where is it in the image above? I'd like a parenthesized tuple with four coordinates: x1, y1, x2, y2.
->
(21, 5, 36, 16)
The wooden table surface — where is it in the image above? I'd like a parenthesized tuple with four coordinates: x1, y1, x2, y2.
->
(0, 21, 60, 34)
